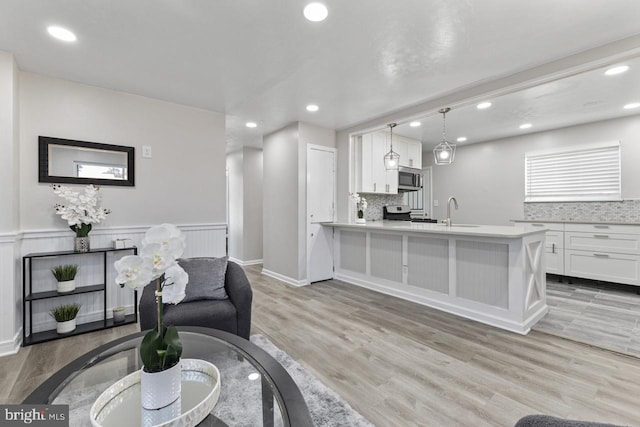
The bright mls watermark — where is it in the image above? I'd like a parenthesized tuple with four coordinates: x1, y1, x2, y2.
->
(1, 405, 68, 426)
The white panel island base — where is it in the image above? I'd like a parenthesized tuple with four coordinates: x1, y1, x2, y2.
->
(325, 222, 548, 334)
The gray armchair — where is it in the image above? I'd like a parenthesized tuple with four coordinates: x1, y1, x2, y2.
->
(515, 415, 623, 427)
(139, 260, 253, 339)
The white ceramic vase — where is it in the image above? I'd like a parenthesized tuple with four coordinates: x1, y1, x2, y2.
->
(140, 361, 182, 410)
(57, 279, 76, 293)
(56, 318, 76, 334)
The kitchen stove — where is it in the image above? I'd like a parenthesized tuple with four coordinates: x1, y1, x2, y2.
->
(383, 205, 437, 223)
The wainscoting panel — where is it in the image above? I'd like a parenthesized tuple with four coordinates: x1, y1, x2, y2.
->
(407, 235, 449, 293)
(456, 240, 509, 309)
(0, 235, 20, 356)
(19, 223, 226, 335)
(370, 233, 403, 283)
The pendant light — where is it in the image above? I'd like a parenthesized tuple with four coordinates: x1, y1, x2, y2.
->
(383, 123, 400, 170)
(433, 107, 456, 165)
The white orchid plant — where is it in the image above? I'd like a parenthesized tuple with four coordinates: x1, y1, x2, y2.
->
(52, 184, 111, 237)
(350, 192, 368, 219)
(114, 224, 189, 372)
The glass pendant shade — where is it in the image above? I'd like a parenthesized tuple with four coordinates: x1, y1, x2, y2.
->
(433, 107, 456, 165)
(384, 149, 400, 170)
(433, 141, 456, 165)
(384, 123, 399, 170)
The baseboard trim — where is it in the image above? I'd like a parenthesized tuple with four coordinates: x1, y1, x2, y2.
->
(0, 328, 22, 357)
(229, 257, 264, 267)
(335, 271, 535, 335)
(262, 269, 307, 287)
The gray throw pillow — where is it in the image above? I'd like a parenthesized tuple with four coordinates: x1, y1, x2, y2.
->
(178, 257, 229, 302)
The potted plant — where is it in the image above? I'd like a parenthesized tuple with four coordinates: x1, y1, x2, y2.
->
(114, 224, 188, 410)
(350, 192, 368, 224)
(51, 264, 79, 293)
(112, 306, 126, 323)
(49, 303, 81, 334)
(51, 184, 111, 252)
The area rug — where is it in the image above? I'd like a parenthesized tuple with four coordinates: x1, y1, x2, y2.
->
(250, 334, 374, 427)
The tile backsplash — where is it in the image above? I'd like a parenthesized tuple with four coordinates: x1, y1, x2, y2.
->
(358, 193, 405, 221)
(524, 200, 640, 222)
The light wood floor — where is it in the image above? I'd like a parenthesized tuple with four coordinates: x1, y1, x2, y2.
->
(535, 276, 640, 357)
(3, 265, 640, 426)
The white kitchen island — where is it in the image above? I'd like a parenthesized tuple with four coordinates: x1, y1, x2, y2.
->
(324, 221, 548, 334)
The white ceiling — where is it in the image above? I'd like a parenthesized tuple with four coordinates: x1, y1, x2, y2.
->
(2, 1, 640, 148)
(393, 56, 640, 147)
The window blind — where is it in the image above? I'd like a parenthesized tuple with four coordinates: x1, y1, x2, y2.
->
(525, 142, 621, 202)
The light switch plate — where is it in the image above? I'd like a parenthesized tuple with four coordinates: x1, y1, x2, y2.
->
(142, 145, 152, 158)
(433, 200, 439, 207)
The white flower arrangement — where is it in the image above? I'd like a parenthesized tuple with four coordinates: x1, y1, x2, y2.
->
(350, 192, 368, 218)
(52, 184, 111, 237)
(114, 224, 189, 372)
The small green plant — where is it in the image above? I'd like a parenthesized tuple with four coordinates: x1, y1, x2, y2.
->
(51, 264, 79, 282)
(49, 303, 81, 322)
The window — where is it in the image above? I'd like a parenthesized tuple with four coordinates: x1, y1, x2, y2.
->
(525, 141, 621, 202)
(403, 188, 423, 211)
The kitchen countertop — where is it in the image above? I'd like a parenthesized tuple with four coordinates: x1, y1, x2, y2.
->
(511, 219, 640, 225)
(324, 220, 545, 238)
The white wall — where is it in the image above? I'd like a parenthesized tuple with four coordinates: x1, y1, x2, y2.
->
(263, 124, 300, 280)
(242, 148, 263, 262)
(19, 72, 227, 229)
(0, 70, 228, 355)
(424, 115, 640, 225)
(0, 52, 21, 355)
(227, 150, 244, 260)
(263, 122, 335, 284)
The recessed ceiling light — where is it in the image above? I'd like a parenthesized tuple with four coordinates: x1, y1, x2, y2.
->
(624, 102, 640, 110)
(303, 3, 328, 22)
(520, 123, 532, 129)
(476, 102, 492, 110)
(605, 65, 629, 76)
(47, 26, 77, 42)
(456, 137, 467, 142)
(245, 122, 257, 128)
(306, 104, 319, 112)
(409, 121, 421, 127)
(248, 373, 260, 381)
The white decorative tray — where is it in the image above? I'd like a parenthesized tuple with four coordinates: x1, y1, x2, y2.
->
(90, 359, 221, 427)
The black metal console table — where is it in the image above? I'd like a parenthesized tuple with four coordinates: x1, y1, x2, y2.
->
(22, 246, 138, 346)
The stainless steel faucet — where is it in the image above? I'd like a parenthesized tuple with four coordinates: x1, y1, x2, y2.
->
(443, 196, 458, 226)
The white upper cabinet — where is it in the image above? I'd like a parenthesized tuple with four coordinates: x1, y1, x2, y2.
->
(394, 134, 422, 169)
(358, 131, 398, 194)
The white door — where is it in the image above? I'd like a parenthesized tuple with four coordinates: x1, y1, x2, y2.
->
(307, 145, 336, 283)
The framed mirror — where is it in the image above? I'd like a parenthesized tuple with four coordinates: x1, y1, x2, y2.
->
(39, 136, 135, 187)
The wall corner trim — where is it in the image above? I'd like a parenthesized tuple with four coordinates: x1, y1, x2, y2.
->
(229, 257, 264, 267)
(261, 269, 308, 287)
(0, 328, 22, 357)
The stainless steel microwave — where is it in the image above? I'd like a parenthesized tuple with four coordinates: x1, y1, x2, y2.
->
(398, 167, 422, 192)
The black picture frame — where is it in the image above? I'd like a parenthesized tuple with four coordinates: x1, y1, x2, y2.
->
(38, 136, 135, 187)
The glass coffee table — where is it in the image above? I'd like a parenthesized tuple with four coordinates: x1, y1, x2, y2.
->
(23, 327, 313, 427)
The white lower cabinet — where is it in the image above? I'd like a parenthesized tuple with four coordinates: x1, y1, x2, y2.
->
(564, 223, 640, 286)
(520, 222, 564, 275)
(564, 249, 640, 285)
(516, 220, 640, 286)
